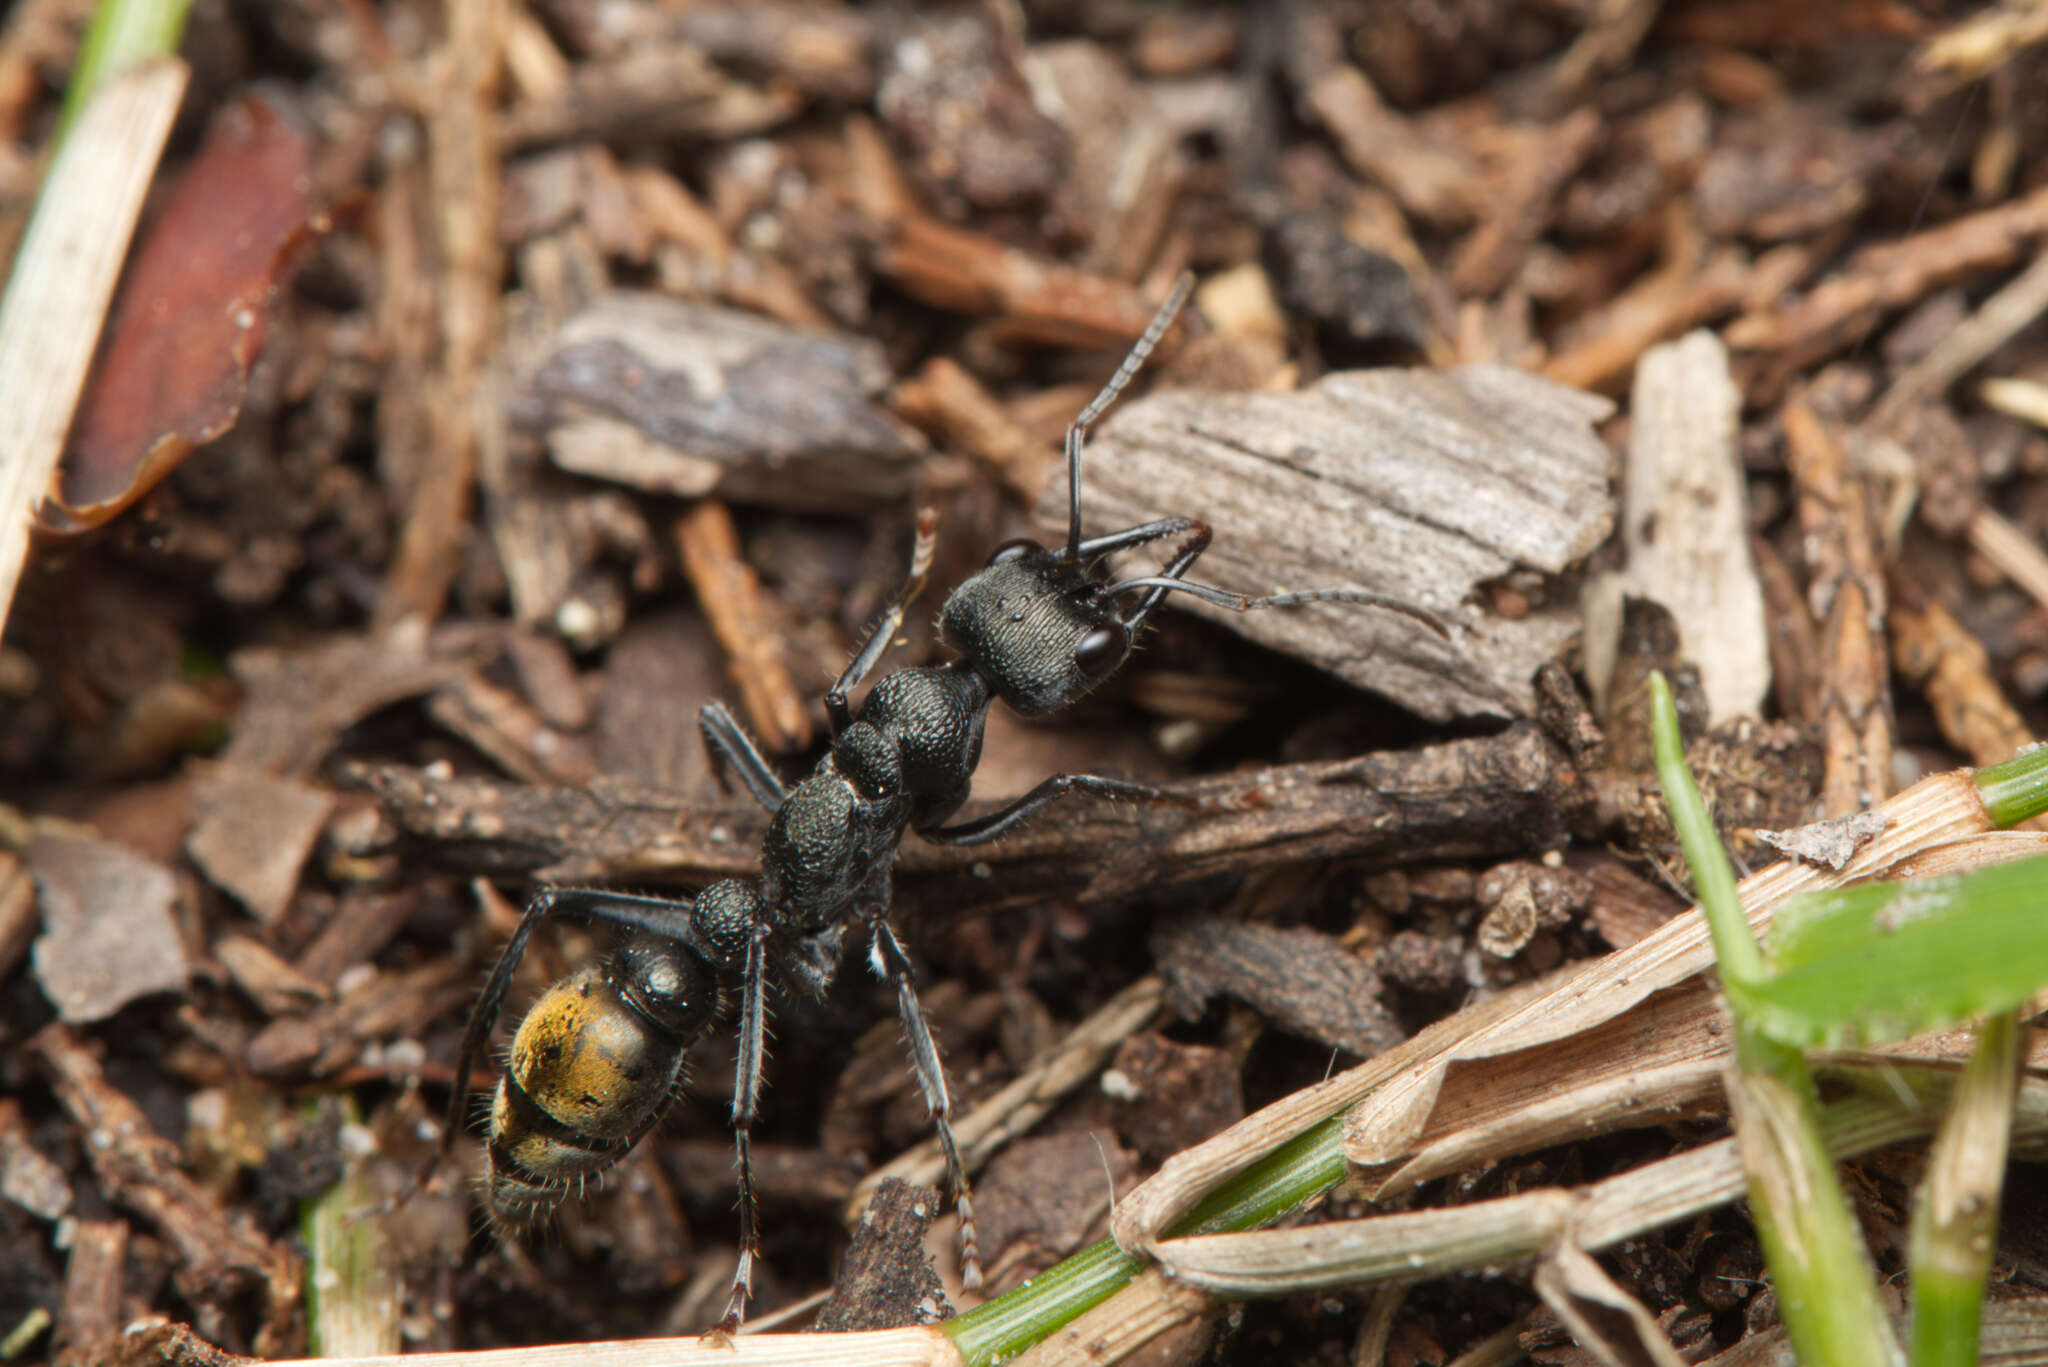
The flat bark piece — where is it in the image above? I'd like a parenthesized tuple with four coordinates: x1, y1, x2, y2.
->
(185, 762, 337, 924)
(1622, 330, 1770, 724)
(1155, 919, 1402, 1059)
(813, 1177, 950, 1332)
(28, 833, 188, 1024)
(1045, 365, 1616, 721)
(519, 290, 925, 512)
(219, 624, 490, 778)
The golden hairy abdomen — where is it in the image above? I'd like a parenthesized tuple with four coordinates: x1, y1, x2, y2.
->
(507, 968, 677, 1141)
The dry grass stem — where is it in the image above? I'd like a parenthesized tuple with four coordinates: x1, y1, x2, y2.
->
(0, 59, 187, 635)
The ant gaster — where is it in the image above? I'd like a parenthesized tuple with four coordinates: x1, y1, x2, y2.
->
(440, 274, 1447, 1332)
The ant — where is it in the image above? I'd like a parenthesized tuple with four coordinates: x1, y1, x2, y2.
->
(438, 274, 1447, 1332)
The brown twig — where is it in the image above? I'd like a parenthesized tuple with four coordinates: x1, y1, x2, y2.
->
(376, 0, 507, 632)
(1781, 395, 1893, 816)
(672, 500, 813, 753)
(29, 1024, 301, 1357)
(352, 720, 1586, 905)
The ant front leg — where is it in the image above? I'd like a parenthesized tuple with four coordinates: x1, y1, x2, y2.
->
(918, 773, 1190, 846)
(824, 509, 939, 737)
(698, 702, 788, 814)
(860, 899, 981, 1292)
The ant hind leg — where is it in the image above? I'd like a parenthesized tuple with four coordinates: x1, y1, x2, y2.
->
(862, 905, 981, 1292)
(711, 924, 773, 1337)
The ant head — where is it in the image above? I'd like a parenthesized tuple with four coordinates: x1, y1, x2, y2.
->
(939, 276, 1193, 717)
(939, 537, 1132, 716)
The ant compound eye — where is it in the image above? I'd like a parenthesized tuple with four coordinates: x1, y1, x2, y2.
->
(988, 537, 1040, 566)
(1074, 623, 1128, 678)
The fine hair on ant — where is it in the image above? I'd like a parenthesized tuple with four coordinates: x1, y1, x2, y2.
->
(438, 273, 1446, 1332)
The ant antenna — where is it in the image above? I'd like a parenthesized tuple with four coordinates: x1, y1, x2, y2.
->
(1104, 574, 1453, 639)
(1064, 273, 1197, 563)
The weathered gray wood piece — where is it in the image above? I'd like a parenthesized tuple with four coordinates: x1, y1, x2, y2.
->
(516, 290, 926, 511)
(1039, 365, 1616, 720)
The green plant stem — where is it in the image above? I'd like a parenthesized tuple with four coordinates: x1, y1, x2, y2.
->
(945, 1117, 1349, 1365)
(1973, 745, 2048, 829)
(1646, 671, 1762, 986)
(1909, 1011, 2019, 1367)
(1649, 670, 1897, 1367)
(59, 0, 194, 138)
(1728, 1022, 1899, 1367)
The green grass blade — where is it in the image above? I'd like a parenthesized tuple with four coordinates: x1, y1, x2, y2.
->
(1975, 745, 2048, 830)
(60, 0, 194, 138)
(1751, 855, 2048, 1048)
(944, 1117, 1348, 1365)
(1646, 672, 1762, 986)
(1649, 670, 1897, 1367)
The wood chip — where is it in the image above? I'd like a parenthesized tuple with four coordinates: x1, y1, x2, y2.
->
(1047, 366, 1615, 720)
(28, 833, 187, 1024)
(674, 501, 812, 754)
(55, 1218, 128, 1360)
(1156, 919, 1400, 1059)
(1783, 396, 1894, 815)
(520, 291, 925, 512)
(184, 763, 337, 924)
(213, 935, 330, 1016)
(1621, 330, 1771, 723)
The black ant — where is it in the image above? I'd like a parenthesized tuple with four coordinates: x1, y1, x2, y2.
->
(438, 275, 1446, 1332)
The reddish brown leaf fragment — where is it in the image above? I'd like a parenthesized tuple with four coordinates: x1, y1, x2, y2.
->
(41, 94, 320, 533)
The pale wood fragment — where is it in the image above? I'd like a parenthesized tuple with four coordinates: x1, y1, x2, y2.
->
(1621, 330, 1771, 723)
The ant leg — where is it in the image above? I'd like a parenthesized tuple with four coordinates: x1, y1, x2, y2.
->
(919, 773, 1185, 847)
(1072, 516, 1202, 562)
(1061, 274, 1195, 560)
(862, 905, 981, 1291)
(824, 508, 940, 737)
(698, 702, 788, 813)
(441, 887, 562, 1166)
(713, 922, 773, 1336)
